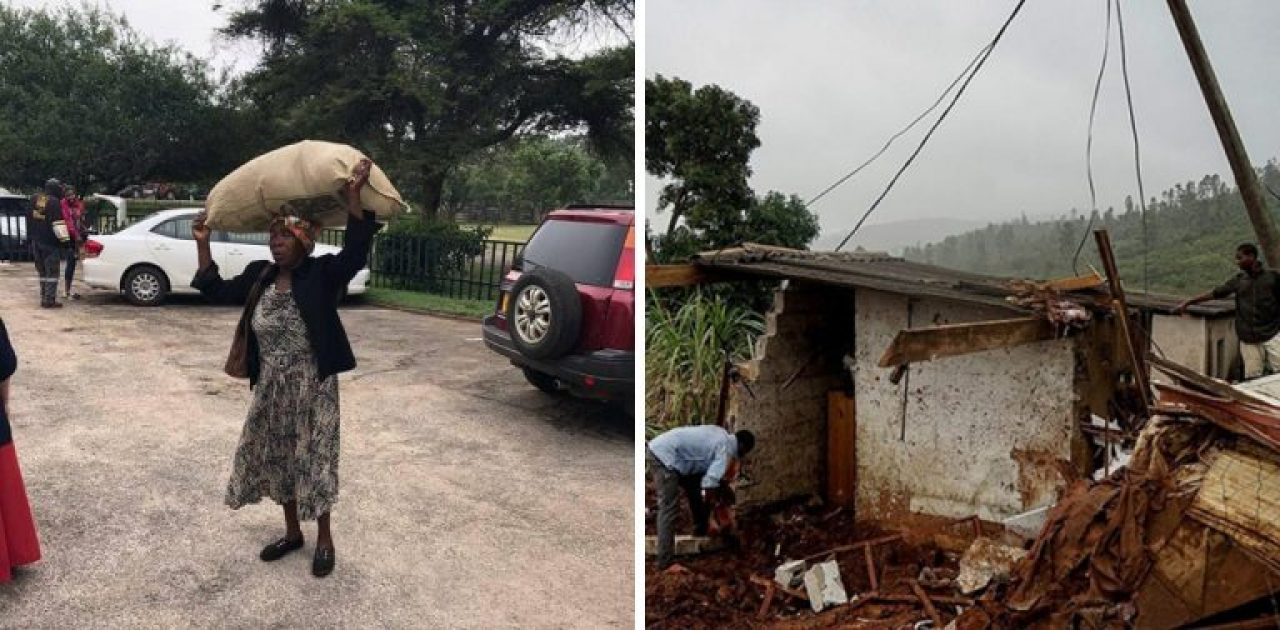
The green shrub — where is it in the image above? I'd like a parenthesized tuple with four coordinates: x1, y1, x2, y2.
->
(645, 288, 763, 438)
(372, 218, 493, 292)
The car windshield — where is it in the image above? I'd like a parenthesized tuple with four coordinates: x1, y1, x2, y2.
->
(521, 219, 627, 287)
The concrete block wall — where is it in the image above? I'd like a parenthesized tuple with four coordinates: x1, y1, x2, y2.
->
(852, 290, 1079, 522)
(733, 282, 849, 505)
(1149, 313, 1238, 381)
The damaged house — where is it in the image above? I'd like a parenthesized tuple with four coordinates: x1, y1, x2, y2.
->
(649, 241, 1280, 626)
(675, 245, 1231, 526)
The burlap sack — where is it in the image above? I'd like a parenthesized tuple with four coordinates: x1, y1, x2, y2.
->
(205, 140, 408, 231)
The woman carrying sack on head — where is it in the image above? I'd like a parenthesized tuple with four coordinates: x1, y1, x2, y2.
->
(191, 159, 378, 578)
(0, 318, 42, 583)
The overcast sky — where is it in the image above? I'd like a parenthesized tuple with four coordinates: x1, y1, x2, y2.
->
(6, 0, 262, 75)
(646, 1, 1280, 247)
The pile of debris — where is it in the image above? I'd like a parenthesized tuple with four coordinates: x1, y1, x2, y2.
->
(646, 363, 1280, 628)
(644, 498, 1037, 628)
(949, 358, 1280, 628)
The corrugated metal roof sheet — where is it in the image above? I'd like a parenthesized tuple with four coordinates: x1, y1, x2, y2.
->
(693, 243, 1234, 316)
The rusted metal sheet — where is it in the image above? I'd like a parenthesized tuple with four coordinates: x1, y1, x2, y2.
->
(877, 317, 1055, 368)
(1155, 382, 1280, 453)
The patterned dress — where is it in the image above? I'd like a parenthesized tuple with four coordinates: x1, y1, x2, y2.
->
(225, 286, 341, 521)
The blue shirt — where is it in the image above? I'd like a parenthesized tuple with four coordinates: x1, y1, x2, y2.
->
(648, 425, 738, 489)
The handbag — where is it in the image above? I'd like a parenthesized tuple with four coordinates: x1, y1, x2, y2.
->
(224, 264, 276, 379)
(52, 220, 70, 242)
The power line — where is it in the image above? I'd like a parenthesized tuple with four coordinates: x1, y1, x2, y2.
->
(806, 42, 992, 208)
(1072, 0, 1113, 275)
(835, 0, 1029, 252)
(1116, 0, 1150, 294)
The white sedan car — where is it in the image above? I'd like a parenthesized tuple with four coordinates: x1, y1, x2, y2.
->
(83, 208, 371, 306)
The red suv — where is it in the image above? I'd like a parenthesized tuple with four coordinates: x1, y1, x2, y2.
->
(482, 205, 635, 404)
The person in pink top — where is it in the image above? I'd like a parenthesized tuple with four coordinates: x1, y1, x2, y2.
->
(59, 187, 85, 300)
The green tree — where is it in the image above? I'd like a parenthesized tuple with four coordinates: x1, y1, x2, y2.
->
(224, 0, 634, 219)
(646, 75, 759, 237)
(742, 191, 820, 249)
(0, 4, 246, 192)
(647, 76, 819, 261)
(442, 134, 633, 223)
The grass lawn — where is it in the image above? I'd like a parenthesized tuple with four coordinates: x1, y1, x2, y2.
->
(363, 287, 493, 320)
(460, 223, 537, 242)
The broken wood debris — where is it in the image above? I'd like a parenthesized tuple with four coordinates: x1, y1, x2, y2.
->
(908, 578, 944, 628)
(798, 533, 904, 563)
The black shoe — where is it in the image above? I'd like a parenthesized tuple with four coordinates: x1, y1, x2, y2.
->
(312, 545, 335, 578)
(259, 535, 304, 562)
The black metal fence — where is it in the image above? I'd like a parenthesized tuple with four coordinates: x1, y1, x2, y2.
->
(0, 214, 28, 261)
(370, 237, 524, 302)
(318, 228, 523, 302)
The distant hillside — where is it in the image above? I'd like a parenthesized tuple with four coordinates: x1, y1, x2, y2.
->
(901, 161, 1280, 297)
(814, 217, 987, 254)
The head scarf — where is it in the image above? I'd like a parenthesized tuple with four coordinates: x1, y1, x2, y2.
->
(269, 215, 318, 255)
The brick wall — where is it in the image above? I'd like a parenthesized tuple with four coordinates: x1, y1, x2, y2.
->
(732, 282, 850, 505)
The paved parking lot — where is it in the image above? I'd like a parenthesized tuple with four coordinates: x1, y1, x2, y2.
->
(0, 264, 634, 628)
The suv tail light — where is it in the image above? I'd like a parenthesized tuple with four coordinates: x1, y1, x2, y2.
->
(612, 226, 635, 290)
(84, 239, 103, 258)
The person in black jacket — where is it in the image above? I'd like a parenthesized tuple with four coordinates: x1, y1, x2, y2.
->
(28, 179, 66, 308)
(191, 159, 378, 578)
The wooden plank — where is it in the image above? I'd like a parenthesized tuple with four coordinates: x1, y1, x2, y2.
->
(877, 317, 1055, 368)
(1044, 270, 1106, 292)
(645, 264, 710, 288)
(1095, 230, 1153, 415)
(826, 390, 856, 508)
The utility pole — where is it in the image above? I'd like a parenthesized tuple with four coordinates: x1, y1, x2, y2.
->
(1167, 0, 1280, 267)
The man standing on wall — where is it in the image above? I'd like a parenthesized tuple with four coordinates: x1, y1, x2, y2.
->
(28, 179, 67, 308)
(1179, 242, 1280, 380)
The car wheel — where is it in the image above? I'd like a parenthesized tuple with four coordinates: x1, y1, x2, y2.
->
(522, 367, 563, 395)
(123, 265, 168, 306)
(507, 268, 581, 360)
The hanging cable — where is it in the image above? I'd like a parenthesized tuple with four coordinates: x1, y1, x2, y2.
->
(835, 0, 1029, 252)
(1072, 0, 1113, 275)
(1116, 0, 1150, 293)
(1265, 181, 1280, 202)
(806, 42, 992, 208)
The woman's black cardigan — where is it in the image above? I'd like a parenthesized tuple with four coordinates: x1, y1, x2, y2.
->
(191, 211, 380, 388)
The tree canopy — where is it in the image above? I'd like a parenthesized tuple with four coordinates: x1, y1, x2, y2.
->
(646, 75, 818, 261)
(443, 134, 633, 223)
(0, 4, 249, 192)
(224, 0, 635, 219)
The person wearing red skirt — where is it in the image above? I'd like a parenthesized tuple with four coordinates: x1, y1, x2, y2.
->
(0, 317, 39, 582)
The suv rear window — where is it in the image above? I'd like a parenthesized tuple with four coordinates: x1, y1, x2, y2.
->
(521, 220, 627, 287)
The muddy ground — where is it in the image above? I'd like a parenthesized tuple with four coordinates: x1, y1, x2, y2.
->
(0, 264, 634, 629)
(643, 479, 977, 629)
